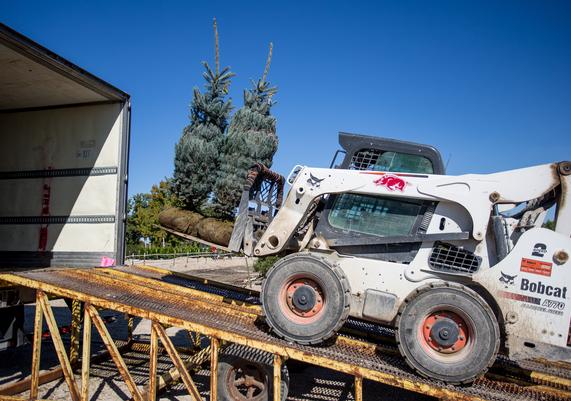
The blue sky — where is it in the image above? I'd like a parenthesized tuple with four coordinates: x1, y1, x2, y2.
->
(2, 1, 570, 196)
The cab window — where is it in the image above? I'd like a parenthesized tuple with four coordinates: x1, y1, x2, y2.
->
(350, 149, 434, 174)
(328, 193, 424, 237)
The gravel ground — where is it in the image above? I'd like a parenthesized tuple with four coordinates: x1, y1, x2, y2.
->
(0, 257, 432, 401)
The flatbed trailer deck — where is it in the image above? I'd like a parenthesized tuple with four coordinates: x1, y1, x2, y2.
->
(0, 265, 570, 401)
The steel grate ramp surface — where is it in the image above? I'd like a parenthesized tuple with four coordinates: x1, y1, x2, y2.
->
(118, 265, 399, 338)
(118, 265, 571, 382)
(3, 267, 570, 401)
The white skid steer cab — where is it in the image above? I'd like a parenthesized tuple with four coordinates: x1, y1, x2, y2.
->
(228, 132, 571, 384)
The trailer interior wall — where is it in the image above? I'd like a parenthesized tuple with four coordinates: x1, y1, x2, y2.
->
(0, 104, 127, 266)
(0, 23, 130, 267)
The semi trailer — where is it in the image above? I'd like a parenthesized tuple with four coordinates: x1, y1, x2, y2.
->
(0, 23, 130, 349)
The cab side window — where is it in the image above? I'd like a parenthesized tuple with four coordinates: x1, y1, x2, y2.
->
(328, 193, 424, 238)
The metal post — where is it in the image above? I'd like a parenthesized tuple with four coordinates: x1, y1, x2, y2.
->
(127, 315, 134, 344)
(70, 299, 82, 365)
(194, 332, 202, 348)
(81, 303, 92, 401)
(210, 337, 219, 401)
(355, 376, 363, 401)
(38, 293, 81, 401)
(30, 291, 44, 399)
(273, 355, 282, 401)
(153, 322, 202, 401)
(148, 322, 158, 401)
(88, 304, 143, 401)
(151, 345, 211, 396)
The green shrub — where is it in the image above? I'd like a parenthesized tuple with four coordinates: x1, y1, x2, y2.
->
(126, 242, 204, 259)
(253, 255, 281, 276)
(543, 220, 555, 230)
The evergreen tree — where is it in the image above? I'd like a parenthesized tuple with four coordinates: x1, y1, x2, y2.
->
(127, 180, 181, 247)
(213, 43, 278, 218)
(173, 19, 234, 211)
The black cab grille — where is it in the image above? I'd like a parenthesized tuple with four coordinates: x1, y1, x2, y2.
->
(428, 242, 481, 274)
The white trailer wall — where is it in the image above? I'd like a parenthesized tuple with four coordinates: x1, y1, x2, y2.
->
(0, 102, 127, 266)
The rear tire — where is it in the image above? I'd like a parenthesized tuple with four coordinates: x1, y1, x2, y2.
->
(261, 253, 351, 345)
(396, 282, 500, 384)
(217, 344, 289, 401)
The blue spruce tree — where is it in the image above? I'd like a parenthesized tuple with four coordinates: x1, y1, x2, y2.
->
(213, 43, 278, 218)
(173, 19, 234, 211)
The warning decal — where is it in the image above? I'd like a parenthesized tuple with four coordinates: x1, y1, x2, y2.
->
(520, 258, 552, 277)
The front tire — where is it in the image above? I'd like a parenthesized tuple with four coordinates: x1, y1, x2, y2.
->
(396, 282, 500, 384)
(261, 253, 351, 345)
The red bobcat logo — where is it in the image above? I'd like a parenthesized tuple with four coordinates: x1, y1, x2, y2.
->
(374, 174, 406, 191)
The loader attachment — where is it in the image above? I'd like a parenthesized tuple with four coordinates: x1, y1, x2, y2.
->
(228, 164, 285, 255)
(156, 164, 284, 253)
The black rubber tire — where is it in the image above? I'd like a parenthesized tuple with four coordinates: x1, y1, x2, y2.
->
(261, 253, 351, 345)
(396, 282, 500, 384)
(217, 344, 289, 401)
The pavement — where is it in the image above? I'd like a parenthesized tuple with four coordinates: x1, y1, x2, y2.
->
(0, 256, 433, 401)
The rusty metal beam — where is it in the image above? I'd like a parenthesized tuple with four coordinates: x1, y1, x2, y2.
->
(1, 365, 61, 397)
(63, 269, 256, 319)
(30, 291, 43, 400)
(70, 299, 82, 365)
(355, 376, 363, 401)
(149, 344, 212, 399)
(273, 354, 282, 401)
(148, 322, 158, 401)
(81, 303, 91, 401)
(110, 267, 262, 314)
(38, 292, 81, 401)
(87, 304, 143, 401)
(210, 338, 219, 401)
(0, 341, 131, 397)
(153, 322, 202, 401)
(133, 264, 260, 302)
(127, 314, 134, 344)
(193, 332, 202, 348)
(0, 396, 55, 401)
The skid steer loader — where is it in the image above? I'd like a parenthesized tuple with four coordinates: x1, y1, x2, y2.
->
(227, 132, 571, 384)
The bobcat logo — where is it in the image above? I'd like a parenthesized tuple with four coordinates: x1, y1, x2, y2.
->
(499, 271, 517, 287)
(374, 174, 407, 191)
(307, 173, 325, 189)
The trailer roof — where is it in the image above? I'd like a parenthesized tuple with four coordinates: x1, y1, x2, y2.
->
(0, 23, 129, 111)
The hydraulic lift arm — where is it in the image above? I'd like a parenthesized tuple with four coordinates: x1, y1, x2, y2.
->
(253, 162, 570, 257)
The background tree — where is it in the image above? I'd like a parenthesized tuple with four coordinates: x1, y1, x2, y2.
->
(543, 220, 555, 230)
(213, 43, 278, 218)
(126, 179, 182, 248)
(173, 18, 234, 211)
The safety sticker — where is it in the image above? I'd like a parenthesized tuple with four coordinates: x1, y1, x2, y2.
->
(520, 258, 552, 277)
(499, 290, 540, 305)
